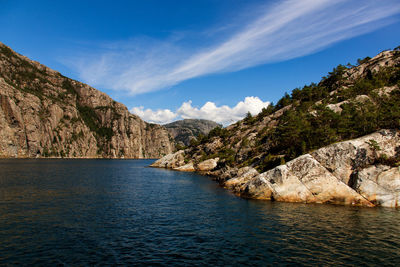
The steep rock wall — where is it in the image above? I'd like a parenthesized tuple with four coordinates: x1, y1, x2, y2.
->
(0, 43, 174, 158)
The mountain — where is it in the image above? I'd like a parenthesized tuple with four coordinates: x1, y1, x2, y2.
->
(164, 119, 221, 146)
(152, 47, 400, 207)
(0, 43, 174, 158)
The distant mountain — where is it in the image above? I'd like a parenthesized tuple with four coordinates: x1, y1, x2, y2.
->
(164, 119, 222, 146)
(153, 47, 400, 207)
(0, 42, 174, 158)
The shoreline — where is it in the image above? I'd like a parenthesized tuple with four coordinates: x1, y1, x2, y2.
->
(150, 129, 400, 208)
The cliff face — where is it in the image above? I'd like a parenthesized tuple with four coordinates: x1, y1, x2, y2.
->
(164, 119, 221, 146)
(0, 43, 174, 158)
(152, 48, 400, 207)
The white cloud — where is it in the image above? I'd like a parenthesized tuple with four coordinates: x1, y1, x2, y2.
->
(130, 96, 269, 126)
(63, 0, 400, 95)
(130, 106, 177, 124)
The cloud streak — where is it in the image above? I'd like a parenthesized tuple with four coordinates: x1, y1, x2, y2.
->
(130, 96, 269, 126)
(65, 0, 400, 94)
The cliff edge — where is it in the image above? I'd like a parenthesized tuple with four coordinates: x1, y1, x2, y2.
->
(0, 43, 174, 158)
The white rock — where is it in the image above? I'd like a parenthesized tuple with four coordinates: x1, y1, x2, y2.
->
(197, 158, 219, 171)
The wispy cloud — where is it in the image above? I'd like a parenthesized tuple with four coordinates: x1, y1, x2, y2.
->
(130, 96, 269, 126)
(64, 0, 400, 95)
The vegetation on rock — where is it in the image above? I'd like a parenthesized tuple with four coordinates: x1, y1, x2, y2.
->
(181, 47, 400, 172)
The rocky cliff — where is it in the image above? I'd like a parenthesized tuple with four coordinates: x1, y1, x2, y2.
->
(0, 43, 174, 158)
(164, 119, 221, 146)
(152, 47, 400, 207)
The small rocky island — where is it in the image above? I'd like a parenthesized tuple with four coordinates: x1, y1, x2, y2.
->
(152, 48, 400, 208)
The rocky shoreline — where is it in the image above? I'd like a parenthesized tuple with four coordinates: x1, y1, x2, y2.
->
(151, 129, 400, 208)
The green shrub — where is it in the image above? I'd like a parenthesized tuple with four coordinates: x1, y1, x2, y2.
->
(208, 126, 229, 139)
(77, 104, 113, 141)
(62, 79, 77, 96)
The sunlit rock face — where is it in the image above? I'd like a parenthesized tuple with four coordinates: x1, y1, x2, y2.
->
(151, 48, 400, 207)
(151, 151, 218, 172)
(155, 129, 400, 207)
(228, 130, 400, 207)
(0, 43, 174, 158)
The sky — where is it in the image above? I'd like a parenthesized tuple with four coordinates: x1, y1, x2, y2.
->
(1, 0, 400, 125)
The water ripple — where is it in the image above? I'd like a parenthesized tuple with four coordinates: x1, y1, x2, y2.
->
(0, 159, 399, 266)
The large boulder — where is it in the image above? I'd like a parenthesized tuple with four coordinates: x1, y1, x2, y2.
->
(150, 150, 185, 169)
(197, 158, 219, 171)
(355, 165, 400, 207)
(230, 154, 373, 206)
(174, 162, 196, 172)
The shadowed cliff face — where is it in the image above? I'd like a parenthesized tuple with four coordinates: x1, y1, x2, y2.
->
(0, 43, 174, 158)
(152, 48, 400, 207)
(164, 119, 221, 146)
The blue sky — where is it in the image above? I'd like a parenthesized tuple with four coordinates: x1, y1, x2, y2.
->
(1, 0, 400, 125)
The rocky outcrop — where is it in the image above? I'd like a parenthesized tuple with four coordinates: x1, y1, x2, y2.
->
(0, 42, 174, 158)
(355, 166, 400, 207)
(164, 119, 221, 146)
(150, 150, 186, 169)
(150, 47, 400, 207)
(154, 129, 400, 207)
(174, 162, 196, 172)
(151, 151, 219, 172)
(344, 50, 400, 81)
(197, 158, 219, 171)
(226, 130, 400, 207)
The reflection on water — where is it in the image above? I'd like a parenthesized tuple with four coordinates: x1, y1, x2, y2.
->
(0, 159, 399, 266)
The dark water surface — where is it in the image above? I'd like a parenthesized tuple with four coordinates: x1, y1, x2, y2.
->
(0, 159, 399, 266)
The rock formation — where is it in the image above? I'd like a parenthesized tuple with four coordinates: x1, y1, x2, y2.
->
(225, 130, 400, 207)
(0, 42, 174, 158)
(153, 129, 400, 207)
(151, 47, 400, 207)
(164, 119, 221, 146)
